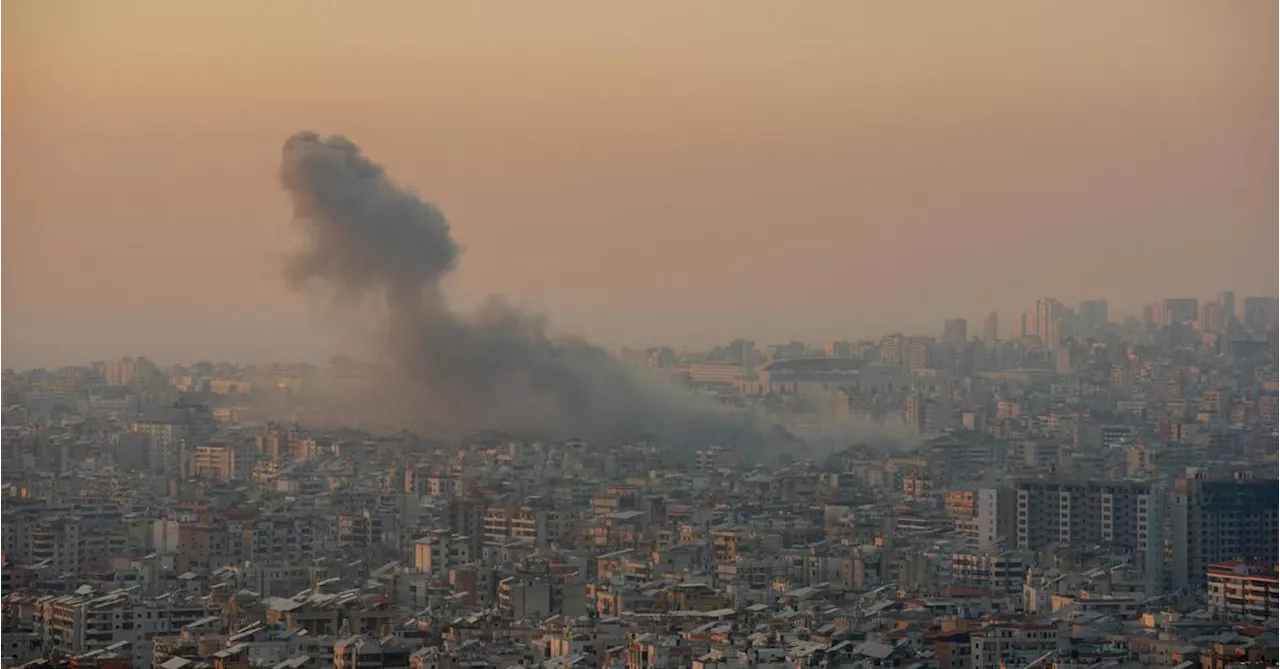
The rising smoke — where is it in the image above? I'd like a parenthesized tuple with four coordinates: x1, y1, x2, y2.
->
(279, 131, 783, 451)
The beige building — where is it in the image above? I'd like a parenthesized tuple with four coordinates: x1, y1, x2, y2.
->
(193, 443, 237, 482)
(1206, 561, 1278, 619)
(414, 530, 472, 574)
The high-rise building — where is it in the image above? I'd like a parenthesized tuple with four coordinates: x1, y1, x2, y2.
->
(982, 311, 998, 348)
(1015, 479, 1164, 585)
(132, 410, 193, 473)
(193, 442, 239, 482)
(1043, 317, 1063, 349)
(1033, 299, 1056, 338)
(905, 391, 926, 433)
(1242, 296, 1279, 332)
(104, 358, 138, 386)
(1217, 291, 1236, 324)
(974, 487, 1016, 552)
(906, 337, 932, 372)
(1198, 302, 1226, 333)
(1032, 298, 1071, 348)
(1146, 303, 1167, 330)
(1013, 311, 1032, 340)
(1078, 299, 1108, 331)
(880, 334, 905, 367)
(1169, 472, 1278, 589)
(1156, 298, 1198, 326)
(261, 421, 283, 461)
(943, 318, 968, 348)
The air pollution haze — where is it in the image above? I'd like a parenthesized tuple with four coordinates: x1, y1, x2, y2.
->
(278, 131, 790, 452)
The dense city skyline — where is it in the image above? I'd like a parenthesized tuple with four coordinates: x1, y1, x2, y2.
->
(7, 290, 1275, 371)
(3, 4, 1278, 666)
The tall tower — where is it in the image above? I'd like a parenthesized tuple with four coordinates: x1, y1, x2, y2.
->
(1217, 291, 1236, 324)
(982, 312, 998, 348)
(1013, 311, 1032, 340)
(1078, 300, 1108, 331)
(943, 318, 968, 348)
(905, 391, 926, 434)
(1161, 298, 1199, 326)
(1033, 299, 1053, 338)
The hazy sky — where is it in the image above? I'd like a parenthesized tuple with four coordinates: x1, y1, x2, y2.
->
(4, 1, 1276, 368)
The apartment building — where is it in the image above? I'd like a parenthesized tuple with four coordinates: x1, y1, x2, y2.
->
(333, 635, 411, 669)
(413, 530, 472, 575)
(969, 619, 1064, 669)
(131, 410, 193, 473)
(1169, 472, 1279, 589)
(192, 442, 244, 482)
(482, 504, 566, 548)
(39, 590, 211, 669)
(949, 552, 1029, 594)
(974, 487, 1016, 553)
(1016, 480, 1158, 549)
(1015, 479, 1163, 586)
(1206, 561, 1278, 619)
(241, 518, 316, 563)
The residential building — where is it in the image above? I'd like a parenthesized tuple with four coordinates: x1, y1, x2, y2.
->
(1206, 561, 1278, 619)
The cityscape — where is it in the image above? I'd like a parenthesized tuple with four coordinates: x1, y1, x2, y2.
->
(3, 288, 1278, 669)
(4, 3, 1278, 669)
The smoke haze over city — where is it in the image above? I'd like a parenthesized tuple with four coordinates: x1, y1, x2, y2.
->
(4, 5, 1280, 659)
(3, 1, 1276, 368)
(277, 130, 787, 448)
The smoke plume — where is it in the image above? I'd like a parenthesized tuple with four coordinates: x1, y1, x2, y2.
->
(279, 131, 780, 451)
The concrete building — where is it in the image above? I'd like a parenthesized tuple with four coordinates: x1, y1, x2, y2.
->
(103, 359, 138, 387)
(334, 636, 411, 669)
(38, 590, 211, 669)
(982, 312, 998, 348)
(1078, 299, 1108, 331)
(974, 487, 1016, 553)
(905, 392, 925, 434)
(193, 442, 239, 482)
(1169, 472, 1279, 589)
(1217, 291, 1236, 323)
(499, 578, 551, 620)
(414, 530, 472, 575)
(1015, 479, 1163, 584)
(943, 318, 968, 348)
(1198, 301, 1227, 333)
(129, 404, 212, 474)
(1032, 298, 1070, 348)
(880, 334, 904, 367)
(30, 517, 115, 574)
(1242, 295, 1278, 332)
(1206, 560, 1278, 619)
(969, 619, 1063, 669)
(949, 551, 1029, 593)
(906, 338, 933, 373)
(1012, 311, 1031, 340)
(1155, 298, 1199, 327)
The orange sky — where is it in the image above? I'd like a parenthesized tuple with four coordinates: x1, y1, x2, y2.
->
(4, 1, 1277, 367)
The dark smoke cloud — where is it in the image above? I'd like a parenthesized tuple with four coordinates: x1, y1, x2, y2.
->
(279, 131, 782, 451)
